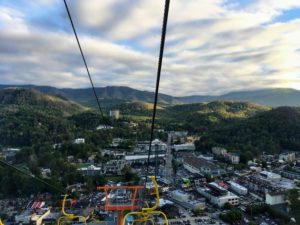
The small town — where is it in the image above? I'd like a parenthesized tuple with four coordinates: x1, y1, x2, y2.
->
(1, 117, 300, 225)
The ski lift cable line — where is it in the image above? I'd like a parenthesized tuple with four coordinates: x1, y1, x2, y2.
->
(63, 0, 105, 120)
(144, 0, 170, 189)
(0, 159, 65, 194)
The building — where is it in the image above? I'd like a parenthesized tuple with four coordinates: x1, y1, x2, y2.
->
(15, 211, 31, 224)
(265, 192, 286, 205)
(74, 138, 85, 144)
(110, 138, 124, 147)
(260, 171, 281, 181)
(279, 152, 296, 162)
(135, 139, 167, 153)
(227, 181, 248, 195)
(186, 136, 200, 143)
(173, 143, 195, 151)
(229, 154, 240, 164)
(212, 147, 227, 156)
(169, 131, 188, 144)
(109, 110, 120, 119)
(197, 182, 240, 207)
(169, 190, 206, 210)
(125, 154, 165, 165)
(102, 160, 126, 175)
(96, 125, 114, 130)
(41, 168, 51, 178)
(170, 190, 190, 202)
(280, 164, 300, 180)
(2, 148, 21, 160)
(183, 157, 225, 177)
(78, 165, 102, 176)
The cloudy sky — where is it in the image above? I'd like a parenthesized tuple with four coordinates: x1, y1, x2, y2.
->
(1, 0, 300, 96)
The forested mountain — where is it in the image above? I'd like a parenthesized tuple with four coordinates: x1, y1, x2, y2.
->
(0, 88, 87, 147)
(198, 107, 300, 155)
(118, 101, 270, 132)
(179, 88, 300, 107)
(0, 85, 180, 107)
(1, 84, 300, 107)
(0, 88, 86, 116)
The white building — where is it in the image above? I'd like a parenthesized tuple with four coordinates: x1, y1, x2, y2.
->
(265, 192, 285, 205)
(74, 138, 85, 144)
(96, 125, 114, 130)
(212, 147, 227, 156)
(228, 181, 248, 195)
(135, 139, 167, 152)
(78, 165, 102, 176)
(230, 154, 240, 164)
(173, 143, 195, 151)
(170, 190, 190, 202)
(260, 171, 281, 181)
(109, 110, 120, 119)
(197, 182, 240, 207)
(125, 154, 165, 164)
(169, 190, 206, 210)
(279, 152, 296, 162)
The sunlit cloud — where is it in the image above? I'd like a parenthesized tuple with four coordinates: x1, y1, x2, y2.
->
(0, 0, 300, 96)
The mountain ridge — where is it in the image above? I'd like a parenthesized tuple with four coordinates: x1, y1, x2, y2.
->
(0, 84, 300, 107)
(0, 88, 86, 116)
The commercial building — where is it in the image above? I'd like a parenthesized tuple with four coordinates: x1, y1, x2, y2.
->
(197, 182, 240, 207)
(169, 190, 206, 210)
(125, 154, 165, 165)
(281, 170, 300, 180)
(173, 143, 195, 151)
(265, 192, 286, 205)
(183, 157, 225, 177)
(227, 181, 248, 195)
(135, 139, 167, 153)
(260, 171, 281, 181)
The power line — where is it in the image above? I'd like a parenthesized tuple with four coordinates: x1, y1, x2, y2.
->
(0, 159, 65, 194)
(63, 0, 105, 119)
(144, 0, 170, 185)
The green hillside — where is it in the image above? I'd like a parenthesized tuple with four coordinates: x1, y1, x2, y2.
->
(0, 88, 87, 116)
(199, 107, 300, 154)
(2, 85, 300, 107)
(118, 101, 270, 132)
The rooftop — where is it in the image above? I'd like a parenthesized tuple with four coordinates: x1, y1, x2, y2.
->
(183, 157, 219, 170)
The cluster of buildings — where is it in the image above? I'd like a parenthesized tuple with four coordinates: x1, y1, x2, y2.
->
(212, 147, 240, 164)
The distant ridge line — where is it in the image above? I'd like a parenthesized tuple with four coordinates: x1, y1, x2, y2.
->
(0, 84, 300, 107)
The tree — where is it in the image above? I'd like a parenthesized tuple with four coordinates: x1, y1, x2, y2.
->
(286, 189, 300, 211)
(171, 159, 178, 175)
(220, 209, 243, 224)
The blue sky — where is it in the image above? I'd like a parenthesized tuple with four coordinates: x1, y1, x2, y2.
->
(1, 0, 300, 96)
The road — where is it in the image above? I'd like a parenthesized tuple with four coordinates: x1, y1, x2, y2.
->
(164, 133, 173, 183)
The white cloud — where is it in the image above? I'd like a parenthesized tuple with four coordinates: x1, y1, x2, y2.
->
(1, 0, 300, 96)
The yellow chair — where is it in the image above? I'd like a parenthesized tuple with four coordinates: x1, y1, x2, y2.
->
(0, 218, 4, 225)
(57, 194, 89, 225)
(123, 176, 168, 225)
